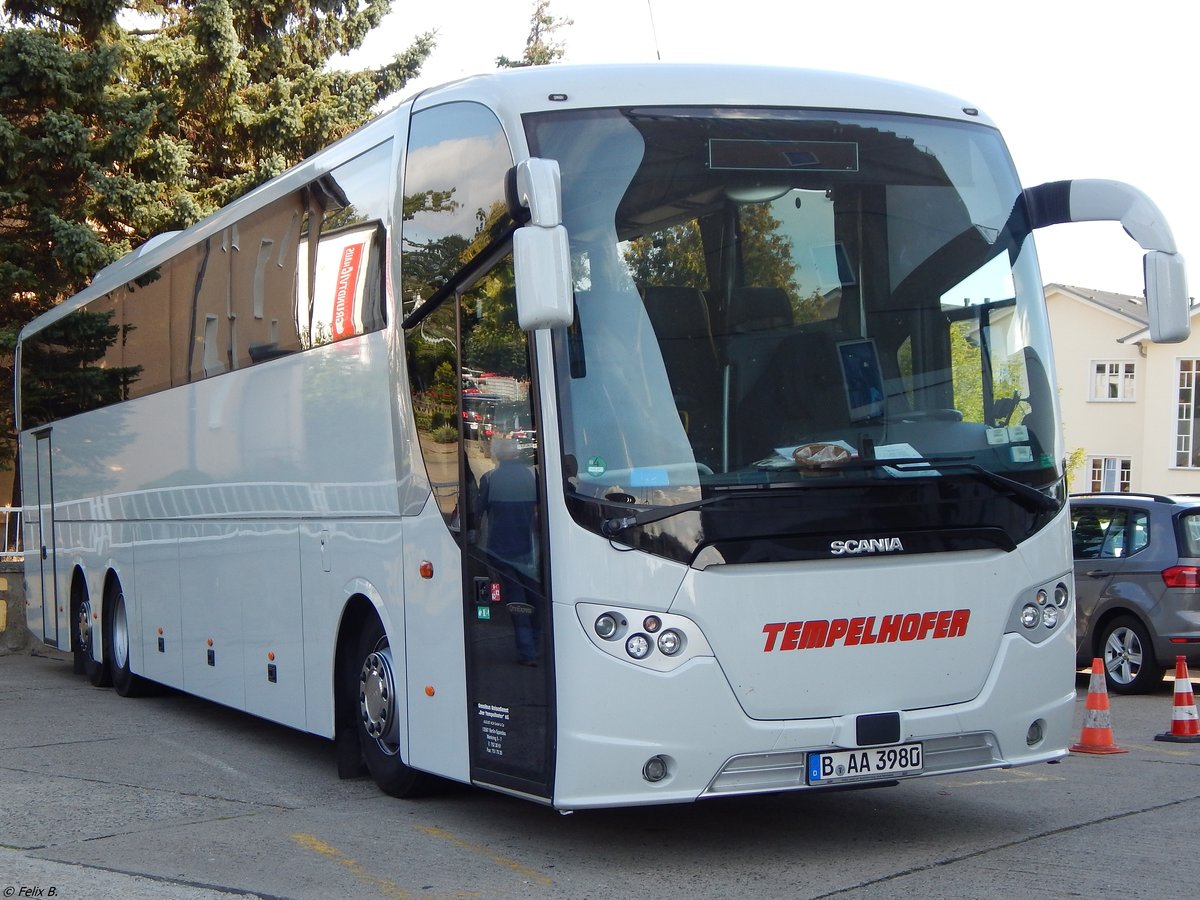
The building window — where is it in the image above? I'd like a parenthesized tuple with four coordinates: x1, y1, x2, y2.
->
(1089, 457, 1131, 492)
(1090, 360, 1136, 401)
(1177, 359, 1200, 468)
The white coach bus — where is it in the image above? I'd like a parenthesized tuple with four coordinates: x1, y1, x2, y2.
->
(16, 64, 1189, 809)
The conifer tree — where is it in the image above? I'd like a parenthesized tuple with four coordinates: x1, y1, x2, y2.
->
(0, 1, 434, 474)
(496, 0, 571, 68)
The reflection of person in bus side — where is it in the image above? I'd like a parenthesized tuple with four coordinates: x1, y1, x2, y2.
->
(477, 437, 541, 665)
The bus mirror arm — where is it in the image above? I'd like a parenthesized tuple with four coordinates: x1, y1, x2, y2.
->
(511, 158, 574, 330)
(1024, 180, 1190, 343)
(508, 158, 562, 227)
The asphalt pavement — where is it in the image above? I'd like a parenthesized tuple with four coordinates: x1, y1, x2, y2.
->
(2, 643, 1199, 900)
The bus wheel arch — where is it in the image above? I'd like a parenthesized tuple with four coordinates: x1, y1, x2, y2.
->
(334, 596, 433, 797)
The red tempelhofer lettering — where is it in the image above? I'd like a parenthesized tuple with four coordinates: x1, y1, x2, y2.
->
(760, 608, 971, 651)
(949, 609, 970, 637)
(762, 622, 786, 652)
(780, 621, 803, 651)
(825, 618, 849, 647)
(917, 611, 939, 640)
(799, 620, 829, 648)
(933, 610, 952, 639)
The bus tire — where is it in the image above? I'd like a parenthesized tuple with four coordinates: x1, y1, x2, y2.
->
(108, 585, 149, 698)
(76, 585, 111, 688)
(354, 615, 431, 798)
(70, 579, 90, 677)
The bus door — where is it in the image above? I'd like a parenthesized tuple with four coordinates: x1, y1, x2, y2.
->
(399, 99, 556, 797)
(31, 429, 59, 645)
(459, 308, 554, 801)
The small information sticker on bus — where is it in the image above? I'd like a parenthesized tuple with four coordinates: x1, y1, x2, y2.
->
(806, 742, 922, 785)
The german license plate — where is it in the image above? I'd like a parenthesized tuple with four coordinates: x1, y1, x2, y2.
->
(806, 742, 922, 785)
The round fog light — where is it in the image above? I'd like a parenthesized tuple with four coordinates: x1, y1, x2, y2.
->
(1026, 719, 1045, 747)
(595, 613, 620, 640)
(657, 629, 684, 656)
(643, 755, 669, 783)
(626, 633, 652, 660)
(1020, 604, 1040, 629)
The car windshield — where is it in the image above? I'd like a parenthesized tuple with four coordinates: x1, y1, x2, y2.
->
(526, 106, 1064, 561)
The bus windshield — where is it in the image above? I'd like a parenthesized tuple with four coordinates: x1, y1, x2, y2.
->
(526, 106, 1063, 563)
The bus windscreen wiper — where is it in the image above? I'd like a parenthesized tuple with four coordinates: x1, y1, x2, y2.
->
(832, 455, 1061, 512)
(600, 457, 1058, 535)
(600, 495, 731, 536)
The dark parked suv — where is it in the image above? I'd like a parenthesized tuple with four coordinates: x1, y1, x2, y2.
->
(1070, 493, 1200, 693)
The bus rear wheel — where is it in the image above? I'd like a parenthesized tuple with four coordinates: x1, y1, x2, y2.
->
(354, 616, 432, 798)
(108, 587, 149, 698)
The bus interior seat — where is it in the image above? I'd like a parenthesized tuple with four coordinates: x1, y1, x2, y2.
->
(725, 286, 794, 334)
(641, 285, 722, 463)
(719, 286, 794, 386)
(732, 329, 850, 465)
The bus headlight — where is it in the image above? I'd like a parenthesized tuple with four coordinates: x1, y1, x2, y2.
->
(594, 612, 623, 640)
(657, 629, 684, 656)
(1008, 576, 1072, 643)
(577, 602, 714, 672)
(1054, 582, 1070, 608)
(626, 633, 651, 660)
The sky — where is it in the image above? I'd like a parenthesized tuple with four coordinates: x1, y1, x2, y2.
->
(344, 0, 1198, 300)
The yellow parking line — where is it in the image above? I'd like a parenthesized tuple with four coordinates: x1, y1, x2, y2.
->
(291, 832, 416, 899)
(417, 824, 554, 887)
(947, 768, 1066, 787)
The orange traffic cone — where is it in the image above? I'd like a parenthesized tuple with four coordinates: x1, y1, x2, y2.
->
(1154, 655, 1200, 743)
(1071, 658, 1128, 754)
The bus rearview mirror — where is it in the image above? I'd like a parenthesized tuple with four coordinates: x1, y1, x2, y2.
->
(1145, 249, 1190, 343)
(1025, 179, 1190, 344)
(514, 223, 573, 330)
(512, 158, 574, 330)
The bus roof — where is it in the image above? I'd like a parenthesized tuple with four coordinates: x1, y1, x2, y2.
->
(18, 63, 993, 344)
(411, 62, 990, 126)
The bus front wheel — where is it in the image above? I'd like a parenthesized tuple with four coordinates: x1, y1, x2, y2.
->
(354, 616, 432, 798)
(74, 583, 110, 688)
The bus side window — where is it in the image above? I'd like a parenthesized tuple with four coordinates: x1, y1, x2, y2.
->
(190, 230, 233, 381)
(229, 197, 305, 368)
(401, 102, 515, 528)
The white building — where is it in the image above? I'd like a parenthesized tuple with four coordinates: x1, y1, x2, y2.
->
(1044, 284, 1200, 494)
